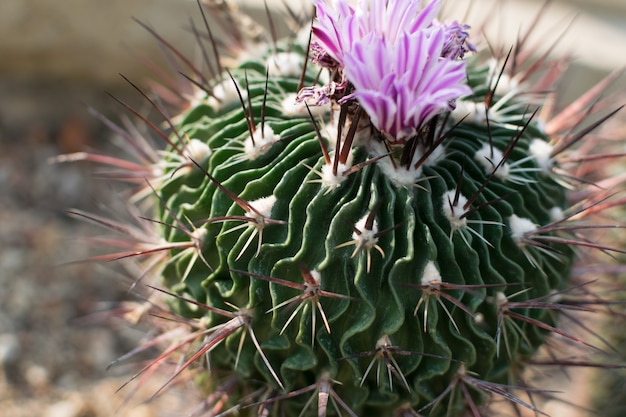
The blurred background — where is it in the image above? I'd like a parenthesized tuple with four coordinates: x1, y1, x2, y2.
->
(0, 1, 625, 416)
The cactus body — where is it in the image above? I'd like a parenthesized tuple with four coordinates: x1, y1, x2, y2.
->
(153, 38, 574, 415)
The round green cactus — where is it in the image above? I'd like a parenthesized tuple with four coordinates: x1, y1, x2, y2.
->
(65, 1, 625, 416)
(145, 11, 581, 417)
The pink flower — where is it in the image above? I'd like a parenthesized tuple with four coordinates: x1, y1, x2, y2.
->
(313, 0, 440, 64)
(343, 29, 471, 140)
(313, 0, 440, 66)
(310, 0, 473, 141)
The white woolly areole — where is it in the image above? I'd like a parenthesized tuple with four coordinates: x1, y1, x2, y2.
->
(244, 124, 280, 160)
(308, 270, 322, 287)
(267, 52, 303, 77)
(207, 78, 245, 109)
(353, 214, 379, 249)
(548, 290, 563, 303)
(451, 100, 488, 124)
(529, 138, 554, 173)
(549, 206, 565, 223)
(487, 59, 520, 96)
(383, 164, 424, 187)
(185, 138, 212, 163)
(192, 226, 208, 242)
(475, 143, 510, 180)
(442, 190, 469, 230)
(473, 312, 484, 324)
(420, 261, 442, 287)
(246, 195, 277, 223)
(281, 93, 327, 117)
(320, 161, 351, 189)
(366, 140, 443, 188)
(495, 291, 508, 308)
(175, 139, 211, 176)
(507, 214, 536, 245)
(376, 334, 392, 349)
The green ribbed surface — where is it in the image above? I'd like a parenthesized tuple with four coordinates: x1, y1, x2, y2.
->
(155, 50, 573, 416)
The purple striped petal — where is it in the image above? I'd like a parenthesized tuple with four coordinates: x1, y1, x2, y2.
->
(344, 30, 471, 140)
(311, 0, 473, 141)
(313, 0, 441, 65)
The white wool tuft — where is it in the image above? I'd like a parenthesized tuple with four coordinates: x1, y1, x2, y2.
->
(267, 52, 303, 77)
(442, 190, 469, 230)
(508, 214, 536, 245)
(244, 124, 280, 160)
(185, 139, 212, 163)
(529, 138, 554, 172)
(246, 195, 277, 221)
(475, 143, 510, 180)
(420, 261, 442, 286)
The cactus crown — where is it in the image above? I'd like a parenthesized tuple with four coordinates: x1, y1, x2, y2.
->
(65, 1, 625, 416)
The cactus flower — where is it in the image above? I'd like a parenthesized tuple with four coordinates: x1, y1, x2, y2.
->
(342, 29, 471, 141)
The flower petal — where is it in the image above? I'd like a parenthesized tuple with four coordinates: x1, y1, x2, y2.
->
(344, 29, 471, 139)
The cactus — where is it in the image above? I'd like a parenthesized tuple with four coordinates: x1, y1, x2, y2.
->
(62, 0, 626, 416)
